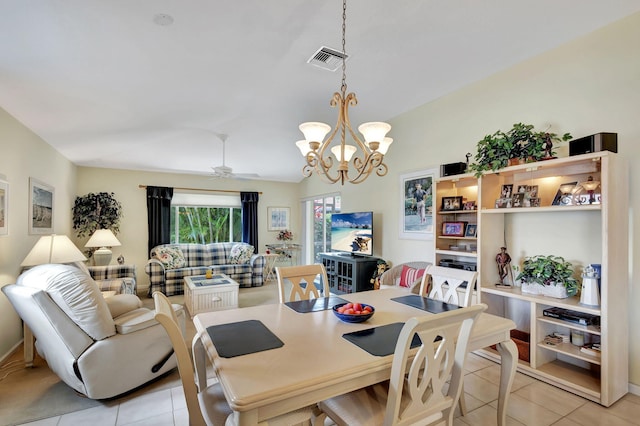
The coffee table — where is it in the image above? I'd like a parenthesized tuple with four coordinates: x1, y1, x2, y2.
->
(183, 273, 239, 318)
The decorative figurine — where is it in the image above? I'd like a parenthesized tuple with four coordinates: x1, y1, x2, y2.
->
(496, 246, 512, 286)
(117, 254, 125, 265)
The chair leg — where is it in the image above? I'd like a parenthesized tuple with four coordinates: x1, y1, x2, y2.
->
(312, 404, 327, 426)
(458, 391, 468, 416)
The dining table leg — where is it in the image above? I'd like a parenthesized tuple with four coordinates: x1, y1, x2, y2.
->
(229, 409, 259, 426)
(496, 339, 518, 426)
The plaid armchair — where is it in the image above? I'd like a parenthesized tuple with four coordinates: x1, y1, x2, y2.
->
(145, 242, 265, 296)
(87, 264, 137, 295)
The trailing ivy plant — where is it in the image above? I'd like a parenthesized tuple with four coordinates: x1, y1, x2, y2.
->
(72, 192, 123, 238)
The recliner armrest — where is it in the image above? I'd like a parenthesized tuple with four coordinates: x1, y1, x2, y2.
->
(105, 294, 143, 318)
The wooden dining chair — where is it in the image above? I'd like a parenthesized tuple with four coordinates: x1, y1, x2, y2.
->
(153, 291, 315, 426)
(318, 303, 486, 426)
(275, 264, 330, 303)
(419, 265, 478, 308)
(418, 264, 479, 417)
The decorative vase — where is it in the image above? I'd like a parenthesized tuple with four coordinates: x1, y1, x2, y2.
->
(521, 282, 543, 295)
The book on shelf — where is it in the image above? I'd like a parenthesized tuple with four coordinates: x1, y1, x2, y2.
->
(580, 343, 601, 358)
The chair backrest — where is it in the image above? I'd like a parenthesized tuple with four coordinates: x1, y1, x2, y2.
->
(384, 304, 486, 426)
(275, 264, 330, 303)
(419, 265, 477, 307)
(153, 291, 207, 426)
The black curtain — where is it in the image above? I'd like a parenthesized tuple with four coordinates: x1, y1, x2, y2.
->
(146, 186, 174, 254)
(240, 191, 259, 251)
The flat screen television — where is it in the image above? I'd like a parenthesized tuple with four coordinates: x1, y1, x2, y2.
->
(330, 211, 373, 256)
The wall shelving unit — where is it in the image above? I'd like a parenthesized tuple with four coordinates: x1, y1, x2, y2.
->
(469, 151, 628, 407)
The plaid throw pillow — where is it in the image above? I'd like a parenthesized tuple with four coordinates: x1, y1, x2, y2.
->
(399, 265, 426, 288)
(229, 243, 254, 264)
(154, 246, 187, 269)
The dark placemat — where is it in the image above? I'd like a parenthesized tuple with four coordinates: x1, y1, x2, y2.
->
(284, 296, 349, 313)
(206, 320, 283, 358)
(342, 322, 421, 357)
(391, 295, 461, 313)
(192, 275, 232, 286)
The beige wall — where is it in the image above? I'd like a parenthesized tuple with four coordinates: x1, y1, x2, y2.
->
(0, 108, 77, 358)
(1, 11, 638, 388)
(75, 167, 301, 293)
(300, 13, 640, 386)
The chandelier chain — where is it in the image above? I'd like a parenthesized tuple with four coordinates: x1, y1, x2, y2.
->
(341, 0, 347, 95)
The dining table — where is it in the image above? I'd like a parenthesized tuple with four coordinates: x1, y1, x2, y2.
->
(193, 287, 518, 426)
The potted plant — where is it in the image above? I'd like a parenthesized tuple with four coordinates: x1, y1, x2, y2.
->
(72, 192, 123, 238)
(516, 254, 578, 298)
(468, 123, 573, 177)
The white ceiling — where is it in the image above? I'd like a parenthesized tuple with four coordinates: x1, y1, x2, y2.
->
(2, 1, 639, 183)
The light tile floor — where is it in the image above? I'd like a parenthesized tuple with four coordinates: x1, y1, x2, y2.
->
(17, 352, 640, 426)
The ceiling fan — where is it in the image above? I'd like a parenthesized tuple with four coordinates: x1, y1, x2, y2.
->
(210, 134, 260, 180)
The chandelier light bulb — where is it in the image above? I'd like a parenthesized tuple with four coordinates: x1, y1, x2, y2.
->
(299, 122, 331, 144)
(358, 122, 391, 144)
(331, 144, 357, 162)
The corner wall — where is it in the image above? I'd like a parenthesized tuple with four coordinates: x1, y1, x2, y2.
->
(0, 108, 77, 359)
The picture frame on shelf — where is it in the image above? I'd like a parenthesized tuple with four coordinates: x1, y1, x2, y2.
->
(441, 196, 462, 211)
(267, 206, 290, 231)
(552, 181, 578, 206)
(495, 198, 512, 209)
(442, 221, 466, 237)
(463, 201, 476, 210)
(500, 184, 514, 199)
(29, 177, 54, 235)
(399, 168, 435, 240)
(464, 224, 477, 238)
(512, 193, 525, 208)
(0, 178, 7, 236)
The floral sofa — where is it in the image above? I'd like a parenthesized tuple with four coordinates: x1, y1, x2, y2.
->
(145, 242, 265, 296)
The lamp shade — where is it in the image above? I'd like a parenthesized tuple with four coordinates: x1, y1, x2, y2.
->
(358, 122, 391, 143)
(85, 229, 121, 248)
(331, 144, 357, 162)
(299, 122, 331, 143)
(21, 234, 87, 267)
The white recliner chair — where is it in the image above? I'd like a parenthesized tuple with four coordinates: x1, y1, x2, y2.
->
(2, 263, 184, 399)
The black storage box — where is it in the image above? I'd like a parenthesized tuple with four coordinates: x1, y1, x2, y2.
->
(440, 162, 467, 177)
(569, 132, 617, 156)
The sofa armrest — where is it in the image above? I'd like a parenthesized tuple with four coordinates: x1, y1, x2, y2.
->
(88, 264, 136, 281)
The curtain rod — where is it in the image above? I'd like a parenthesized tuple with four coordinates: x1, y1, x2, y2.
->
(138, 185, 262, 195)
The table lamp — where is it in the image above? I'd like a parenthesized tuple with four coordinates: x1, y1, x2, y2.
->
(85, 229, 121, 266)
(21, 234, 87, 267)
(578, 176, 601, 204)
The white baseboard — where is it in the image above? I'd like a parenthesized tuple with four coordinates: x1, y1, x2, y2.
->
(629, 382, 640, 396)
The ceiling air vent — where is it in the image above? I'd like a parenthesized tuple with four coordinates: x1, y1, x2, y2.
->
(307, 46, 349, 71)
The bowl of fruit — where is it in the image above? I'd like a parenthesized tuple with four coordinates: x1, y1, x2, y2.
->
(332, 302, 375, 323)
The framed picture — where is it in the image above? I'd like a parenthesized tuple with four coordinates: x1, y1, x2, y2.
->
(551, 181, 578, 206)
(400, 168, 436, 240)
(464, 224, 477, 238)
(442, 221, 466, 237)
(495, 198, 512, 209)
(29, 178, 54, 235)
(511, 193, 525, 208)
(463, 201, 476, 210)
(0, 178, 7, 236)
(500, 184, 514, 199)
(267, 206, 290, 231)
(441, 196, 463, 211)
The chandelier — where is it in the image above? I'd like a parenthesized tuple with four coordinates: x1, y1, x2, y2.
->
(295, 0, 393, 185)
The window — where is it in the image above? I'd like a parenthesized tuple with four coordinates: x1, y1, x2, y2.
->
(301, 194, 340, 263)
(170, 192, 242, 243)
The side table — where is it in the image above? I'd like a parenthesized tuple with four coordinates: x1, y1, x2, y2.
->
(183, 274, 239, 318)
(262, 253, 280, 281)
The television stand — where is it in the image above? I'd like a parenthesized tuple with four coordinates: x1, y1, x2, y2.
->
(319, 252, 380, 294)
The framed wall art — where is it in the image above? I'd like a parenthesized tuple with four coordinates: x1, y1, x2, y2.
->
(29, 178, 54, 235)
(0, 178, 7, 236)
(267, 206, 290, 231)
(399, 168, 436, 240)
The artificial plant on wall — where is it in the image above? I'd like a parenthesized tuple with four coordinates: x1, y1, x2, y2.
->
(72, 192, 123, 238)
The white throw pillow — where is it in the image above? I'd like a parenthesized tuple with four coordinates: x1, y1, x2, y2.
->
(229, 243, 254, 264)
